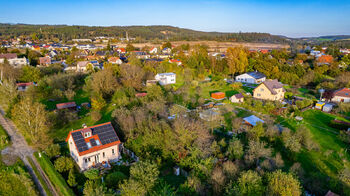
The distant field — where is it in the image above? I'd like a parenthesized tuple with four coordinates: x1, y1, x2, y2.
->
(99, 41, 290, 52)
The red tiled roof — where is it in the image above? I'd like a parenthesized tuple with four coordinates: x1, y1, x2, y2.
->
(334, 88, 350, 98)
(135, 93, 147, 97)
(56, 102, 77, 110)
(16, 82, 33, 87)
(170, 59, 181, 63)
(108, 57, 121, 63)
(317, 55, 333, 64)
(66, 122, 121, 156)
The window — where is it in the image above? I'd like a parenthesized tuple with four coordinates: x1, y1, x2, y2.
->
(103, 152, 105, 158)
(87, 142, 91, 149)
(257, 93, 261, 97)
(85, 159, 88, 163)
(112, 149, 115, 154)
(260, 88, 264, 92)
(96, 140, 101, 146)
(88, 158, 91, 162)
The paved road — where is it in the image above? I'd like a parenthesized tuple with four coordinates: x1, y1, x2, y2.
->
(0, 108, 58, 196)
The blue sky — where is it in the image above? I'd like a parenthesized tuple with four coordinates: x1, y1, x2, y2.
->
(0, 0, 349, 37)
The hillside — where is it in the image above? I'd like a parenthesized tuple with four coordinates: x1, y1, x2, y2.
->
(0, 23, 289, 43)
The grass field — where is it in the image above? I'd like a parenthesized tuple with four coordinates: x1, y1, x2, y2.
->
(28, 156, 53, 196)
(278, 110, 350, 192)
(34, 152, 75, 196)
(42, 89, 90, 111)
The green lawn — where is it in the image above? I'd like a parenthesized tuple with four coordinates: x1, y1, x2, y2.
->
(27, 156, 53, 196)
(34, 152, 75, 196)
(42, 89, 90, 111)
(279, 110, 350, 193)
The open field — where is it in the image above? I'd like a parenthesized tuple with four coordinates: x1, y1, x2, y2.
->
(98, 40, 290, 52)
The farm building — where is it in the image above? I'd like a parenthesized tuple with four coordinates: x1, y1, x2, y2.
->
(211, 92, 225, 100)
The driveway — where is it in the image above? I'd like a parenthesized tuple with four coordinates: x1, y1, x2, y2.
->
(0, 108, 58, 196)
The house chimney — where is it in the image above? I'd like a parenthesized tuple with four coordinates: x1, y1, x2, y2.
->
(82, 123, 87, 128)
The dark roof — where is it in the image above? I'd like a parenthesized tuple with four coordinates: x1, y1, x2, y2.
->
(246, 71, 266, 79)
(69, 122, 120, 155)
(56, 102, 76, 110)
(234, 93, 244, 99)
(262, 79, 284, 95)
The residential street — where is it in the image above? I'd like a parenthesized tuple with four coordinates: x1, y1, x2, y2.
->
(0, 108, 58, 196)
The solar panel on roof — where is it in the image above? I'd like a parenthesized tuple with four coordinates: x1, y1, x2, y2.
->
(90, 139, 97, 146)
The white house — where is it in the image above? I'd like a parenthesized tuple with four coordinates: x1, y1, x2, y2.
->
(235, 71, 266, 84)
(332, 88, 350, 103)
(230, 93, 244, 103)
(162, 47, 171, 54)
(77, 61, 91, 72)
(66, 122, 121, 171)
(149, 47, 158, 54)
(155, 72, 176, 85)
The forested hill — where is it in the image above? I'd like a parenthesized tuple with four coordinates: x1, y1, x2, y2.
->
(0, 23, 289, 43)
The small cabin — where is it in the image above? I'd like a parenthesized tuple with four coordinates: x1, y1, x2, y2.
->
(315, 102, 325, 110)
(211, 92, 225, 100)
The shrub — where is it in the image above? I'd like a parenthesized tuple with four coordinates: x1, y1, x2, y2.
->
(84, 168, 100, 180)
(54, 156, 74, 173)
(46, 144, 61, 158)
(105, 171, 127, 188)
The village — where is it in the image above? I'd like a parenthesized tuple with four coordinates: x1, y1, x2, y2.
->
(0, 26, 350, 196)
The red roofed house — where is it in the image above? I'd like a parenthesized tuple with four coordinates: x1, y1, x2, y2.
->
(56, 102, 77, 110)
(211, 92, 226, 100)
(317, 55, 333, 65)
(0, 53, 17, 59)
(331, 88, 350, 103)
(108, 57, 123, 64)
(149, 47, 158, 54)
(135, 92, 147, 97)
(16, 82, 33, 91)
(116, 48, 126, 54)
(66, 122, 121, 170)
(169, 59, 182, 66)
(39, 57, 51, 66)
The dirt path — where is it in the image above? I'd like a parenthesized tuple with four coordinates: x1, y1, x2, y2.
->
(0, 108, 59, 196)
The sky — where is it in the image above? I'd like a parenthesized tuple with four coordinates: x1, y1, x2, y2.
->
(0, 0, 349, 38)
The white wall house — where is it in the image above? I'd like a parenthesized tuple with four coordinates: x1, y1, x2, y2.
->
(155, 73, 176, 85)
(0, 57, 28, 68)
(331, 88, 350, 103)
(149, 47, 158, 54)
(66, 122, 121, 171)
(235, 71, 266, 84)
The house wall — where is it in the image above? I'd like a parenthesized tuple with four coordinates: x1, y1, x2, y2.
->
(253, 84, 284, 101)
(332, 96, 350, 103)
(68, 137, 121, 171)
(230, 96, 243, 103)
(155, 74, 176, 85)
(235, 73, 265, 84)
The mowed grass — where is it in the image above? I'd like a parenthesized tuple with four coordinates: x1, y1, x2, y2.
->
(34, 152, 75, 196)
(42, 89, 90, 111)
(279, 110, 350, 191)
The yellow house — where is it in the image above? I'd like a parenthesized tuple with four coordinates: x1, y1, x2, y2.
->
(253, 79, 285, 101)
